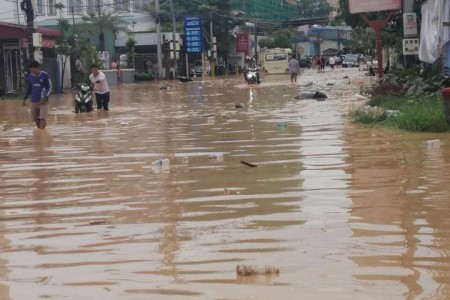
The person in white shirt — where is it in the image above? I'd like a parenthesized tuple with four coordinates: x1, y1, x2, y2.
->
(89, 64, 110, 111)
(288, 55, 300, 83)
(329, 56, 336, 69)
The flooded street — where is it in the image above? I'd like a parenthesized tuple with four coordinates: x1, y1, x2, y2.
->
(1, 68, 450, 299)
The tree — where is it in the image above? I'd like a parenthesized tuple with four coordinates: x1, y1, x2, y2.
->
(126, 37, 137, 68)
(55, 3, 71, 93)
(258, 30, 292, 49)
(343, 27, 376, 56)
(148, 0, 237, 59)
(298, 0, 331, 18)
(90, 11, 126, 52)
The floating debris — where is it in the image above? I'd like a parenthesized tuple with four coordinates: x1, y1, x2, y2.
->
(425, 139, 440, 149)
(88, 220, 106, 225)
(241, 160, 257, 167)
(235, 103, 244, 109)
(178, 76, 193, 82)
(236, 264, 280, 276)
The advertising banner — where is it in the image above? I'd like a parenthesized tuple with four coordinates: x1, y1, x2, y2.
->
(349, 0, 401, 14)
(236, 33, 249, 54)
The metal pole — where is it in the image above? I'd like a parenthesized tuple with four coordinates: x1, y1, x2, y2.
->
(210, 12, 215, 77)
(20, 0, 34, 61)
(155, 0, 163, 79)
(254, 22, 258, 64)
(170, 0, 177, 78)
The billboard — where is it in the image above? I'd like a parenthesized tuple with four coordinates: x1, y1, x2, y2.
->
(349, 0, 401, 14)
(184, 16, 203, 53)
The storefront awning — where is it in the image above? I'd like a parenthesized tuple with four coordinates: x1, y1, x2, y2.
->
(0, 21, 60, 48)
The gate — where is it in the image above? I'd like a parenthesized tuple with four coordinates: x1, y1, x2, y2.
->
(3, 44, 22, 94)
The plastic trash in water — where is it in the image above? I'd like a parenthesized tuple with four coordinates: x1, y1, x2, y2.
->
(425, 139, 440, 149)
(277, 122, 287, 129)
(152, 158, 170, 166)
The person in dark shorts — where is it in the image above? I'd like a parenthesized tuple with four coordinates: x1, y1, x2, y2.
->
(89, 64, 110, 111)
(23, 60, 52, 129)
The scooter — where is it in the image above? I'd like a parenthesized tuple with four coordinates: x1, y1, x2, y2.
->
(246, 67, 260, 85)
(74, 83, 93, 113)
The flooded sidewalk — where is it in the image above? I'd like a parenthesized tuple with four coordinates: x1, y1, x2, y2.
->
(1, 68, 450, 299)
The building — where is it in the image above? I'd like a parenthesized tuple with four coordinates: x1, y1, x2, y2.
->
(0, 21, 60, 96)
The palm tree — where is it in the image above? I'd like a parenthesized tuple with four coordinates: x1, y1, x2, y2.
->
(90, 11, 126, 51)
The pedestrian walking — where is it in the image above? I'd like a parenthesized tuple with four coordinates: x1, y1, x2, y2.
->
(89, 63, 110, 111)
(288, 55, 300, 83)
(22, 60, 52, 129)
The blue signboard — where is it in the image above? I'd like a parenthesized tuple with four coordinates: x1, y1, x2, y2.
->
(184, 16, 203, 53)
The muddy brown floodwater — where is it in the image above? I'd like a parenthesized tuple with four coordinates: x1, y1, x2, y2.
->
(1, 68, 450, 300)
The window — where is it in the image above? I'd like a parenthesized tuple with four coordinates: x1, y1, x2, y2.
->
(87, 0, 100, 15)
(134, 0, 150, 11)
(67, 0, 83, 15)
(48, 0, 56, 15)
(36, 0, 45, 15)
(114, 0, 129, 12)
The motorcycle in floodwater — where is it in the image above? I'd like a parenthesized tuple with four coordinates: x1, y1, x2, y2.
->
(74, 83, 93, 113)
(245, 67, 261, 85)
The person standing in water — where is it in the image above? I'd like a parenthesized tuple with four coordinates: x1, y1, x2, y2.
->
(288, 55, 300, 83)
(22, 60, 52, 129)
(89, 63, 110, 111)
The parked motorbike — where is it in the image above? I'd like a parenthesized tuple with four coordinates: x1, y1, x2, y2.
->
(74, 83, 93, 113)
(246, 67, 260, 85)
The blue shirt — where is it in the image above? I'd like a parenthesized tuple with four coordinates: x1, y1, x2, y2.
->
(24, 71, 52, 103)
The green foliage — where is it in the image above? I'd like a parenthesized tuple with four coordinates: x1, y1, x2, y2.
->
(258, 29, 292, 49)
(381, 65, 449, 96)
(298, 0, 331, 18)
(134, 72, 155, 81)
(126, 37, 137, 68)
(83, 44, 103, 68)
(89, 12, 127, 51)
(351, 94, 449, 132)
(394, 100, 448, 132)
(147, 0, 236, 58)
(336, 0, 405, 53)
(343, 27, 375, 56)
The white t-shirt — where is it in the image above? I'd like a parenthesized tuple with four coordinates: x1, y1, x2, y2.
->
(89, 71, 110, 94)
(329, 57, 335, 65)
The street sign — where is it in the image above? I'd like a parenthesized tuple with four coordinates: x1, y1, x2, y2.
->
(184, 16, 203, 53)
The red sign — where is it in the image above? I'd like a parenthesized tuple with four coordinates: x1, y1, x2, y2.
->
(285, 0, 297, 5)
(236, 33, 249, 54)
(349, 0, 401, 14)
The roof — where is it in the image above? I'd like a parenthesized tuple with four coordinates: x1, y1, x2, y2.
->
(0, 21, 60, 39)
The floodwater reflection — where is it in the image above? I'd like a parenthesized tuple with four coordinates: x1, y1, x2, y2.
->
(1, 69, 450, 299)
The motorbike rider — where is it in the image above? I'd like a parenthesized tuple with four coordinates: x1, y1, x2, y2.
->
(243, 57, 260, 84)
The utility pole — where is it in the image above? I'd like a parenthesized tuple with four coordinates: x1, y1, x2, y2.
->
(20, 0, 34, 61)
(210, 12, 215, 77)
(155, 0, 163, 79)
(254, 22, 258, 64)
(170, 0, 177, 78)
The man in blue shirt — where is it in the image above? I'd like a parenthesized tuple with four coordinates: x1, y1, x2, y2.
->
(23, 60, 52, 129)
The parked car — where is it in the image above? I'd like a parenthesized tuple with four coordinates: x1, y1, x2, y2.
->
(342, 54, 361, 68)
(190, 60, 203, 76)
(189, 60, 211, 76)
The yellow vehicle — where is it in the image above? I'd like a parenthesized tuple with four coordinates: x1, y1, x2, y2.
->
(262, 48, 292, 74)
